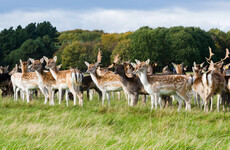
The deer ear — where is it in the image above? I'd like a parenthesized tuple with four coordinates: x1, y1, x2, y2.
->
(29, 58, 34, 63)
(210, 60, 214, 66)
(193, 62, 196, 67)
(40, 58, 44, 63)
(131, 63, 136, 68)
(43, 56, 49, 62)
(5, 65, 9, 70)
(172, 63, 176, 68)
(184, 66, 188, 71)
(20, 59, 23, 65)
(53, 56, 57, 62)
(135, 59, 141, 64)
(146, 59, 150, 65)
(84, 61, 89, 67)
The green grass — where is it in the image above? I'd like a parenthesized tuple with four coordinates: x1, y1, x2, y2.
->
(0, 93, 229, 150)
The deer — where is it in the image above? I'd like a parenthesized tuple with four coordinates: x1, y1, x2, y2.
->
(43, 56, 83, 106)
(29, 58, 60, 105)
(132, 59, 193, 111)
(221, 63, 230, 111)
(95, 50, 122, 101)
(0, 65, 9, 74)
(195, 47, 227, 112)
(84, 51, 123, 106)
(191, 62, 206, 108)
(147, 61, 158, 75)
(162, 66, 173, 74)
(20, 59, 49, 103)
(114, 63, 148, 106)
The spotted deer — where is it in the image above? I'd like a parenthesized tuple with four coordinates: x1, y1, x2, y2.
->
(132, 59, 193, 111)
(43, 56, 83, 106)
(30, 58, 58, 105)
(197, 47, 227, 112)
(20, 60, 49, 103)
(84, 51, 122, 105)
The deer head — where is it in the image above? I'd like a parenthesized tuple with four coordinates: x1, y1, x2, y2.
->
(30, 58, 44, 72)
(9, 64, 19, 75)
(44, 56, 57, 70)
(20, 59, 29, 73)
(85, 61, 99, 74)
(132, 59, 150, 74)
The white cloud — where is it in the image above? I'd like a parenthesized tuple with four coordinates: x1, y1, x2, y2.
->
(0, 6, 230, 33)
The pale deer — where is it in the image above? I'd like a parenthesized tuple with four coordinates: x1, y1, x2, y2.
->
(114, 64, 148, 106)
(43, 56, 83, 106)
(132, 59, 192, 111)
(20, 60, 49, 103)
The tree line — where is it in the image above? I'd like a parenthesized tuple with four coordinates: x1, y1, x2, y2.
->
(1, 21, 230, 71)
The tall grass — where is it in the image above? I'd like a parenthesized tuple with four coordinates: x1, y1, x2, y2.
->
(0, 93, 229, 149)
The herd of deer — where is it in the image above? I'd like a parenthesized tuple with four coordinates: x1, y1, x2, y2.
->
(0, 47, 230, 112)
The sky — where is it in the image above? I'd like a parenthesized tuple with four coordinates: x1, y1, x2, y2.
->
(1, 0, 230, 33)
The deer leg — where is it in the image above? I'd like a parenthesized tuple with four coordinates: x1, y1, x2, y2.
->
(106, 92, 110, 106)
(174, 94, 183, 112)
(25, 89, 30, 103)
(158, 96, 162, 109)
(58, 88, 62, 105)
(68, 86, 77, 106)
(193, 91, 197, 106)
(154, 93, 159, 110)
(65, 90, 69, 106)
(15, 88, 20, 101)
(77, 91, 83, 106)
(142, 95, 146, 104)
(117, 91, 121, 100)
(87, 89, 90, 101)
(102, 92, 106, 105)
(150, 95, 154, 110)
(210, 97, 213, 111)
(217, 94, 221, 112)
(111, 92, 115, 100)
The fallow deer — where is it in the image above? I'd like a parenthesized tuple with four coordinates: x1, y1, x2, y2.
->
(30, 58, 58, 105)
(198, 47, 227, 112)
(147, 61, 158, 75)
(20, 60, 49, 103)
(43, 56, 83, 106)
(0, 65, 9, 74)
(132, 59, 193, 111)
(114, 64, 148, 106)
(84, 51, 122, 105)
(222, 64, 230, 111)
(162, 66, 172, 74)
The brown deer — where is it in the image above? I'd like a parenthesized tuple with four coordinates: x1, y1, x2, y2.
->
(147, 61, 158, 75)
(30, 58, 59, 105)
(132, 59, 193, 111)
(198, 47, 227, 112)
(114, 64, 148, 106)
(84, 51, 122, 105)
(43, 56, 83, 106)
(0, 65, 9, 74)
(222, 64, 230, 111)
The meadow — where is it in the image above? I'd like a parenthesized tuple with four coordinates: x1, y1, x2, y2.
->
(0, 93, 229, 150)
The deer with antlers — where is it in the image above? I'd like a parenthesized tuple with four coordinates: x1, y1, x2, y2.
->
(43, 56, 83, 106)
(84, 50, 122, 106)
(195, 47, 227, 112)
(132, 59, 193, 111)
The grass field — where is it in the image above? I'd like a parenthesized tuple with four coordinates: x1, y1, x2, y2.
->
(0, 93, 229, 150)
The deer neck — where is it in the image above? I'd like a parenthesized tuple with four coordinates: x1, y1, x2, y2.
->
(89, 70, 100, 86)
(50, 66, 58, 80)
(117, 71, 130, 85)
(35, 68, 44, 81)
(138, 69, 150, 87)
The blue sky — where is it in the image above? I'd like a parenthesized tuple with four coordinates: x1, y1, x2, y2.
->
(1, 0, 230, 32)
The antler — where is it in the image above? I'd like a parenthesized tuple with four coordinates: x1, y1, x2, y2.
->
(205, 47, 214, 64)
(113, 54, 120, 64)
(108, 54, 120, 69)
(97, 48, 102, 63)
(221, 48, 229, 62)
